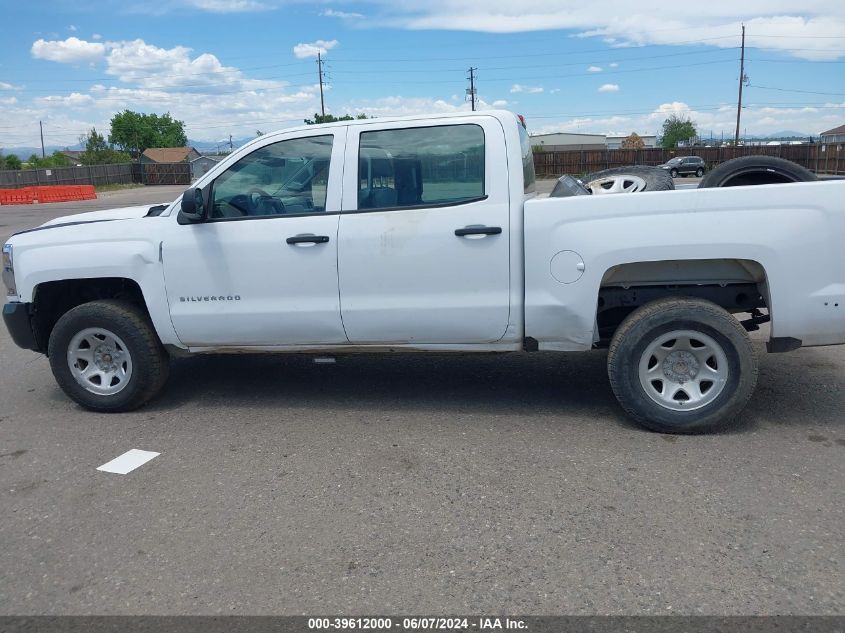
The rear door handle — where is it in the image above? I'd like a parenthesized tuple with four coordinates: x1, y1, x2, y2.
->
(455, 225, 502, 237)
(286, 234, 330, 246)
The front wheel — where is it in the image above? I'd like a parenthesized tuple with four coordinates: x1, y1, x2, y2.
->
(607, 298, 758, 433)
(669, 168, 678, 178)
(696, 167, 704, 177)
(48, 300, 170, 412)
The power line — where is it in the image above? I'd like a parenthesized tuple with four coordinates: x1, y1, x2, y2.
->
(747, 84, 845, 96)
(4, 57, 743, 102)
(0, 49, 743, 94)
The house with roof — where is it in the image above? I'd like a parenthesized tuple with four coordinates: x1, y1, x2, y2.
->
(140, 147, 202, 164)
(190, 155, 221, 180)
(820, 125, 845, 145)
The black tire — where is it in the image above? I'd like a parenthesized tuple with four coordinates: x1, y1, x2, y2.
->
(581, 166, 674, 193)
(695, 167, 704, 177)
(669, 168, 678, 178)
(607, 298, 758, 434)
(698, 155, 817, 188)
(48, 300, 170, 412)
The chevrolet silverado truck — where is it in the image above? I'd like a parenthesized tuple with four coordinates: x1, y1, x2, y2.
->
(3, 111, 844, 433)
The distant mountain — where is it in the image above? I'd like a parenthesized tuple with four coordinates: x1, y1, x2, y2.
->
(1, 145, 73, 160)
(187, 137, 255, 154)
(765, 130, 812, 139)
(1, 138, 251, 161)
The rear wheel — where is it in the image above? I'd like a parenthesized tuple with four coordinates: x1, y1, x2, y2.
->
(670, 168, 678, 178)
(696, 167, 704, 177)
(607, 298, 758, 433)
(48, 300, 170, 412)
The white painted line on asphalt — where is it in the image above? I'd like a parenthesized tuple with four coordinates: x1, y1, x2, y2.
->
(96, 449, 160, 474)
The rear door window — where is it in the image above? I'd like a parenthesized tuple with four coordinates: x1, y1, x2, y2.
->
(357, 124, 485, 211)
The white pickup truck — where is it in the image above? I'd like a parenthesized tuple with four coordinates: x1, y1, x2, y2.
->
(3, 111, 844, 433)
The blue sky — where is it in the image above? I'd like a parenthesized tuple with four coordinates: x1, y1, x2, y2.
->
(2, 0, 844, 150)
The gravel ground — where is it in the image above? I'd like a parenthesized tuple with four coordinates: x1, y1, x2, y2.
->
(0, 184, 842, 615)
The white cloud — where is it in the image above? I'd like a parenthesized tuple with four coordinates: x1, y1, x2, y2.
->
(598, 83, 620, 92)
(609, 62, 619, 68)
(0, 81, 22, 90)
(587, 65, 602, 72)
(35, 93, 95, 107)
(549, 88, 561, 94)
(293, 39, 339, 59)
(92, 33, 103, 40)
(31, 37, 105, 64)
(68, 25, 77, 32)
(510, 84, 543, 94)
(373, 1, 845, 61)
(185, 0, 268, 11)
(530, 99, 845, 140)
(321, 8, 364, 18)
(102, 39, 286, 93)
(0, 97, 18, 106)
(492, 99, 509, 107)
(340, 94, 506, 119)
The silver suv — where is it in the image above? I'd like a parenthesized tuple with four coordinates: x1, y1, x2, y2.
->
(658, 156, 706, 178)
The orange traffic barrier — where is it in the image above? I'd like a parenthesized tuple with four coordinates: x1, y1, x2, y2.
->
(0, 185, 99, 205)
(0, 188, 35, 205)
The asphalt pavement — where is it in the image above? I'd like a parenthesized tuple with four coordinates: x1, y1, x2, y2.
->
(0, 184, 842, 615)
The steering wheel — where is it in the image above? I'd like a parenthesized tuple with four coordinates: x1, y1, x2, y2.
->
(246, 187, 285, 215)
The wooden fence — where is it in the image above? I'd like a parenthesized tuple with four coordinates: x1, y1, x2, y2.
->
(0, 162, 192, 188)
(0, 163, 135, 188)
(532, 143, 844, 178)
(136, 162, 192, 186)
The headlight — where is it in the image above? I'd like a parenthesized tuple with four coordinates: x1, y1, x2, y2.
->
(2, 243, 16, 296)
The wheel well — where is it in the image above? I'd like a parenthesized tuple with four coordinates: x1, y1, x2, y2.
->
(596, 259, 770, 344)
(30, 278, 149, 353)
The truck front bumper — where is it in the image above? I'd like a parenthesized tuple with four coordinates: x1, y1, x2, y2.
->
(3, 302, 39, 352)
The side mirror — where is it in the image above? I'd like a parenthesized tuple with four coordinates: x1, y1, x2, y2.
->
(178, 188, 206, 224)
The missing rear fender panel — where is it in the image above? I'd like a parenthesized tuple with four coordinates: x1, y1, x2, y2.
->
(595, 283, 767, 345)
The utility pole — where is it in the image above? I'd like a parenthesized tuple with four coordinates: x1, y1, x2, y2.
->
(39, 120, 45, 159)
(229, 134, 233, 152)
(317, 52, 326, 118)
(734, 24, 746, 145)
(466, 67, 477, 111)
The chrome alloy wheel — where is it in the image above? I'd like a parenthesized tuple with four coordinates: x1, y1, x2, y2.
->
(67, 328, 134, 396)
(638, 330, 729, 411)
(585, 174, 648, 194)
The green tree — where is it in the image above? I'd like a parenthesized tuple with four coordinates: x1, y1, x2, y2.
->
(659, 114, 697, 148)
(25, 151, 74, 169)
(79, 128, 131, 165)
(304, 113, 370, 125)
(3, 154, 22, 170)
(109, 110, 188, 154)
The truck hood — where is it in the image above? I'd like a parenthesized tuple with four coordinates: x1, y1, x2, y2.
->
(40, 204, 171, 227)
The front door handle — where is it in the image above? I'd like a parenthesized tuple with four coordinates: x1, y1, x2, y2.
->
(286, 234, 330, 246)
(455, 225, 502, 237)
